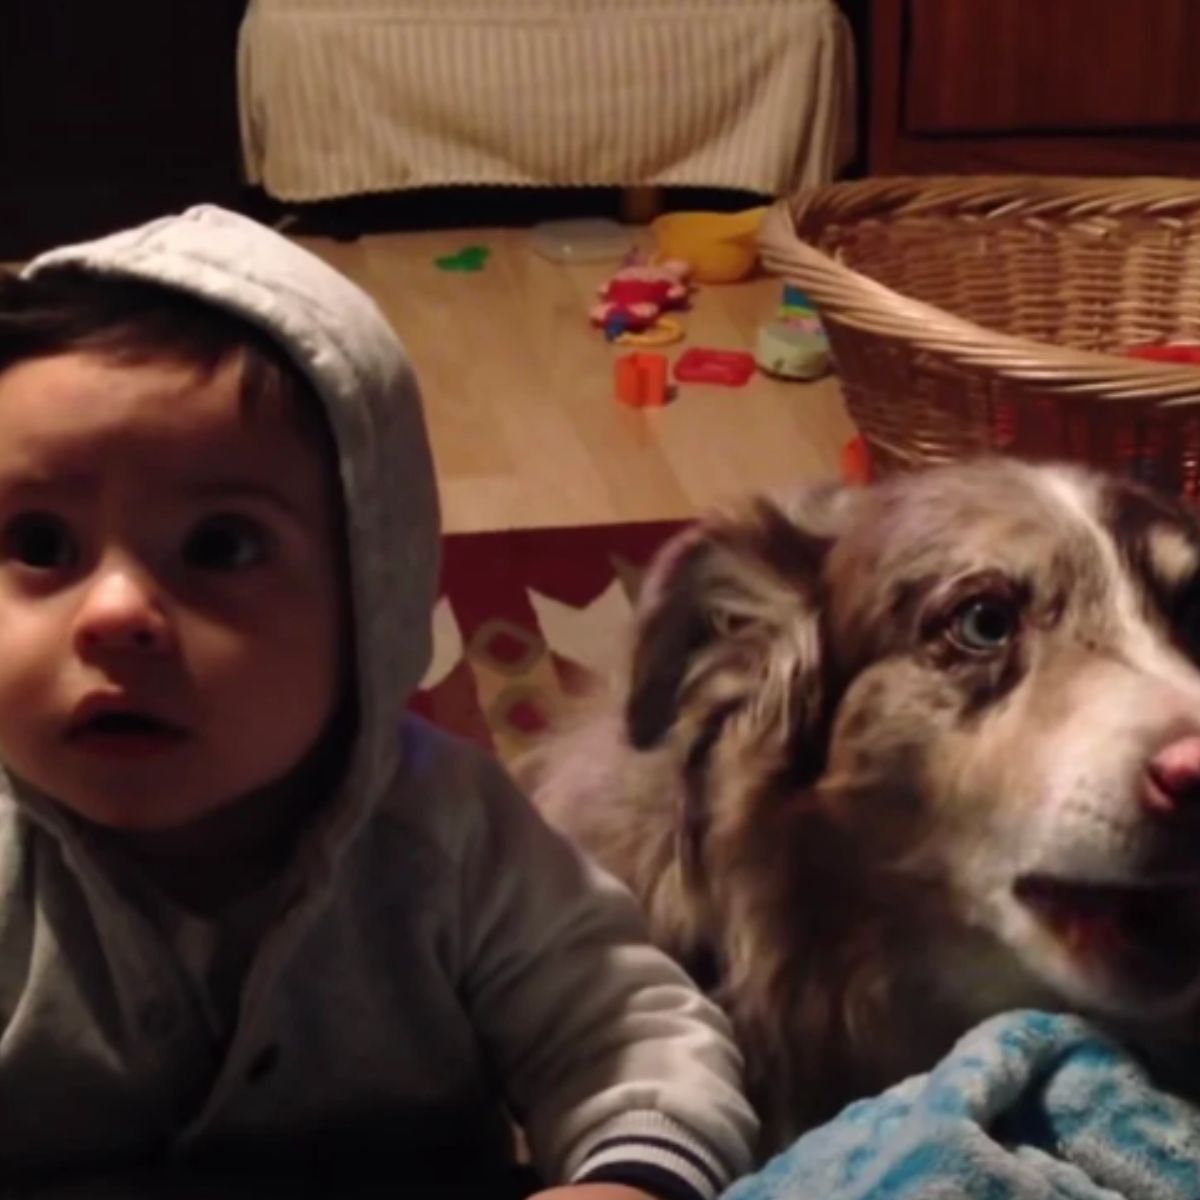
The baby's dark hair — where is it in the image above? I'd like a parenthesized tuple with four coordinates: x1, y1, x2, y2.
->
(0, 267, 332, 450)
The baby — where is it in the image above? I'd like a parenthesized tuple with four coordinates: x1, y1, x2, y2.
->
(0, 208, 757, 1198)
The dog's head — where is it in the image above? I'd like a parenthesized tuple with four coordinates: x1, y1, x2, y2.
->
(629, 459, 1200, 1029)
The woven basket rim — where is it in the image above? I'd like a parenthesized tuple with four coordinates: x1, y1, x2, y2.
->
(785, 173, 1200, 224)
(757, 175, 1200, 408)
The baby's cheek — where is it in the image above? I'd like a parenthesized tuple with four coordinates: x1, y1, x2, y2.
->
(0, 642, 54, 726)
(230, 630, 339, 745)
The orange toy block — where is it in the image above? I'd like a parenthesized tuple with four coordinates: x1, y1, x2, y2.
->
(615, 352, 669, 408)
(840, 436, 873, 485)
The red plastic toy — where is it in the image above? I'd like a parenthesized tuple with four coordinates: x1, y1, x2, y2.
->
(673, 347, 756, 386)
(615, 352, 670, 408)
(1125, 343, 1200, 365)
(839, 436, 873, 486)
(591, 261, 691, 337)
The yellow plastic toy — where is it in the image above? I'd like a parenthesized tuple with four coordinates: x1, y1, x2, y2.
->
(615, 316, 685, 348)
(649, 207, 768, 284)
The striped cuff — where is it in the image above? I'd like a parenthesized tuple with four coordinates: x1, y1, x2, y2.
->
(571, 1110, 732, 1200)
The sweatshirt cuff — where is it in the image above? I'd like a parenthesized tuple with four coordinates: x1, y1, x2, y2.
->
(571, 1110, 733, 1200)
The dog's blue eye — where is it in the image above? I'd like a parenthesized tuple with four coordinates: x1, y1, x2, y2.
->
(949, 597, 1018, 654)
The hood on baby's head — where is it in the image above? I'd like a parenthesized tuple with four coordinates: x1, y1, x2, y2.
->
(24, 205, 441, 818)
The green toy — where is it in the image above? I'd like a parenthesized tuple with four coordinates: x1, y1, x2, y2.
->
(755, 320, 831, 380)
(435, 245, 490, 272)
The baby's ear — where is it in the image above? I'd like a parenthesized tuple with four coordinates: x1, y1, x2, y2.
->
(626, 486, 858, 753)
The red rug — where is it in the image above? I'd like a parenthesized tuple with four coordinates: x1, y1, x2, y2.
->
(409, 520, 684, 765)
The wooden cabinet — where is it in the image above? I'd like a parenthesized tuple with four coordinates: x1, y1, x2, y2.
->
(0, 2, 248, 260)
(870, 0, 1200, 176)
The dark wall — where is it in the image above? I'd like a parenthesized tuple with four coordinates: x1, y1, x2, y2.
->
(837, 0, 871, 177)
(0, 1, 249, 259)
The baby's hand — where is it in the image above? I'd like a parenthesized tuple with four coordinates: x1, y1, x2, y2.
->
(530, 1187, 663, 1200)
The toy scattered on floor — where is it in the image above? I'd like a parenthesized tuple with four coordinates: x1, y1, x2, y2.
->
(756, 320, 831, 380)
(529, 218, 634, 263)
(780, 284, 815, 313)
(673, 347, 757, 387)
(614, 352, 670, 408)
(434, 245, 490, 272)
(779, 284, 825, 332)
(612, 317, 685, 348)
(650, 207, 767, 284)
(753, 283, 831, 379)
(840, 435, 873, 485)
(1124, 342, 1200, 365)
(591, 260, 691, 340)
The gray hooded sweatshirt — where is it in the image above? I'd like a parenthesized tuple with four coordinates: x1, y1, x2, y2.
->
(0, 208, 757, 1197)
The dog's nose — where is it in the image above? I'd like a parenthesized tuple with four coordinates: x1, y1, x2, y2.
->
(1144, 736, 1200, 815)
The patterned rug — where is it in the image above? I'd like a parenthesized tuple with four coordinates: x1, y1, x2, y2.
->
(408, 520, 685, 765)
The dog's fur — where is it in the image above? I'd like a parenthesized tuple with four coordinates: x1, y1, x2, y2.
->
(526, 459, 1200, 1149)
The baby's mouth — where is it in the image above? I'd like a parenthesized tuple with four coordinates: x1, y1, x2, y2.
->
(68, 709, 188, 756)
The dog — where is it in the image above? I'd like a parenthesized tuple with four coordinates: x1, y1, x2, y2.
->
(526, 458, 1200, 1149)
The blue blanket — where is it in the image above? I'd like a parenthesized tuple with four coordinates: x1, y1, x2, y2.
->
(725, 1011, 1200, 1200)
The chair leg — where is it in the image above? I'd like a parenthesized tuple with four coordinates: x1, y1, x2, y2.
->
(620, 186, 664, 224)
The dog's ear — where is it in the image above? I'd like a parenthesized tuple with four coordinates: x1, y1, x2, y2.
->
(627, 485, 858, 753)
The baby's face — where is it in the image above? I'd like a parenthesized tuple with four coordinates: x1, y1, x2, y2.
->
(0, 351, 344, 832)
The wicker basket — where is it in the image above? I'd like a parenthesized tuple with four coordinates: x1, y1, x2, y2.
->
(757, 175, 1200, 498)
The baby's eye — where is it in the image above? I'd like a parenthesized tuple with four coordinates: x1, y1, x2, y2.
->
(184, 515, 269, 572)
(2, 512, 79, 571)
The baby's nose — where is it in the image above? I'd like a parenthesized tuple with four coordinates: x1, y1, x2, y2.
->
(1143, 735, 1200, 817)
(73, 570, 176, 657)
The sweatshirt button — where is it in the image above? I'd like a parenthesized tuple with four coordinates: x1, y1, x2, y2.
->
(246, 1044, 280, 1083)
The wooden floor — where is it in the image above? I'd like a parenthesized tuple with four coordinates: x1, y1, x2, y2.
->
(299, 227, 854, 534)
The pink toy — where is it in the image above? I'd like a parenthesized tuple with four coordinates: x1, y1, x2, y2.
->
(674, 347, 756, 386)
(590, 260, 691, 336)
